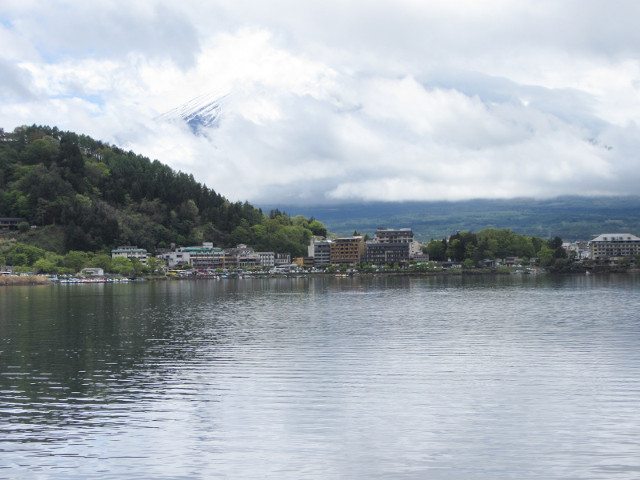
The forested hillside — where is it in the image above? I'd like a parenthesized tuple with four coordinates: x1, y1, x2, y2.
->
(270, 196, 640, 241)
(0, 125, 325, 256)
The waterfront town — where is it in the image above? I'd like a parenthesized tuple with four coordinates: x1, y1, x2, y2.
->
(110, 228, 639, 276)
(2, 215, 640, 280)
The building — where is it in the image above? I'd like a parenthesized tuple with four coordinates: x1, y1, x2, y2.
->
(157, 243, 276, 270)
(111, 246, 150, 264)
(157, 243, 226, 269)
(363, 228, 423, 265)
(157, 243, 224, 269)
(275, 252, 291, 267)
(293, 257, 314, 268)
(364, 241, 411, 265)
(563, 241, 590, 260)
(373, 228, 414, 243)
(589, 233, 640, 261)
(256, 252, 275, 268)
(308, 237, 332, 266)
(330, 236, 365, 264)
(225, 244, 261, 269)
(0, 217, 26, 231)
(187, 246, 227, 270)
(81, 267, 105, 277)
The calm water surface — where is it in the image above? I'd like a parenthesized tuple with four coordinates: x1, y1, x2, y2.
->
(1, 274, 639, 479)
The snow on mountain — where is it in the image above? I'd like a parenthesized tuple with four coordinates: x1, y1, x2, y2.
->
(157, 92, 230, 135)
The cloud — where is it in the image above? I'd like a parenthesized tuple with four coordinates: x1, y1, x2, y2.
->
(4, 2, 200, 68)
(1, 0, 640, 205)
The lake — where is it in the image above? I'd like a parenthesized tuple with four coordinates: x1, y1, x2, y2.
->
(1, 274, 640, 479)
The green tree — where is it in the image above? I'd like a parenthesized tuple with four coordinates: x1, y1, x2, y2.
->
(130, 257, 147, 277)
(90, 254, 112, 271)
(146, 257, 164, 275)
(63, 250, 88, 273)
(446, 232, 477, 261)
(308, 219, 327, 237)
(33, 257, 56, 274)
(537, 245, 555, 267)
(548, 236, 563, 250)
(9, 253, 29, 266)
(110, 257, 134, 276)
(5, 244, 45, 265)
(424, 239, 447, 261)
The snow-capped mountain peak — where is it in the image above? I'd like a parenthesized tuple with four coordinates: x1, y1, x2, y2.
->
(158, 92, 230, 135)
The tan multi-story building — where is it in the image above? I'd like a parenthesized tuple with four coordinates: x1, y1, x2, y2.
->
(330, 236, 365, 264)
(589, 233, 640, 260)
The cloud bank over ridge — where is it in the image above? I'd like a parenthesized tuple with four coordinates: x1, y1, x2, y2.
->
(1, 1, 639, 204)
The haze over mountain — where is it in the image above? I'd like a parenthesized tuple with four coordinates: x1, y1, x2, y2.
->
(265, 196, 640, 242)
(2, 2, 640, 206)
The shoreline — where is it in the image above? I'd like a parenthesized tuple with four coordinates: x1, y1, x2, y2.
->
(0, 275, 52, 286)
(2, 266, 637, 287)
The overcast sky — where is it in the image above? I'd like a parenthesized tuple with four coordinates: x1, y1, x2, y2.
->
(2, 1, 640, 205)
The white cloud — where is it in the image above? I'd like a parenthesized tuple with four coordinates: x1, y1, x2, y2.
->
(1, 0, 640, 205)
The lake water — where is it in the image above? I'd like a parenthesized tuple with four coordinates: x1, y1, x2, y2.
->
(1, 274, 640, 479)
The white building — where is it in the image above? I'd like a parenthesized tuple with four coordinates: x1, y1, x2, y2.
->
(589, 233, 640, 261)
(256, 252, 275, 268)
(563, 241, 590, 260)
(157, 243, 224, 269)
(111, 246, 149, 264)
(158, 243, 277, 270)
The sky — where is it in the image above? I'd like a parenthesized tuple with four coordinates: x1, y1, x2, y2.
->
(1, 1, 640, 206)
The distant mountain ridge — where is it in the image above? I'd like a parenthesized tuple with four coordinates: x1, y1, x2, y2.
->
(263, 196, 640, 241)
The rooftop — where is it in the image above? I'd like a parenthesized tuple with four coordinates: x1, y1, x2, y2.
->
(591, 233, 640, 242)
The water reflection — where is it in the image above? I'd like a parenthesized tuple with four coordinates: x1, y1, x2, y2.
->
(1, 275, 640, 478)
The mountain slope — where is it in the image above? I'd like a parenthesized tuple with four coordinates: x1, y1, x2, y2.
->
(0, 125, 324, 256)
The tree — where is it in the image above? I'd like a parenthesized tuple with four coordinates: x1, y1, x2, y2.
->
(146, 257, 164, 275)
(33, 258, 56, 274)
(5, 244, 45, 266)
(446, 239, 464, 261)
(0, 125, 322, 261)
(129, 257, 147, 277)
(446, 232, 477, 262)
(548, 236, 563, 249)
(424, 239, 447, 261)
(537, 245, 555, 267)
(63, 250, 88, 273)
(553, 246, 568, 259)
(308, 219, 327, 237)
(9, 253, 28, 266)
(110, 257, 134, 276)
(90, 254, 112, 271)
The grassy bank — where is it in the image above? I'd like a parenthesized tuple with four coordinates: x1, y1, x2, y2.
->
(0, 275, 52, 286)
